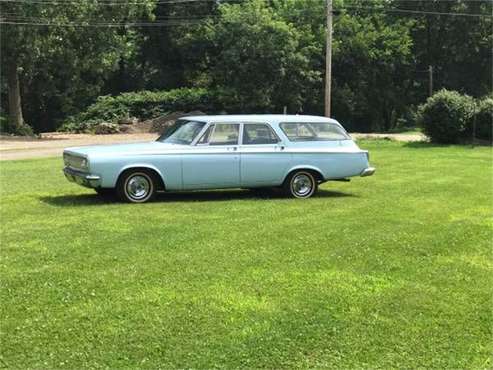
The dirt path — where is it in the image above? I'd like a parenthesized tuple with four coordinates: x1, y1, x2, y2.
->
(351, 132, 426, 142)
(0, 133, 158, 161)
(0, 132, 426, 161)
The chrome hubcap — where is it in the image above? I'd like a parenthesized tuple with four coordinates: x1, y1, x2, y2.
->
(126, 175, 150, 200)
(292, 174, 313, 197)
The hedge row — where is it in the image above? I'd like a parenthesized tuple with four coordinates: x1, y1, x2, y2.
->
(60, 88, 220, 132)
(419, 89, 492, 143)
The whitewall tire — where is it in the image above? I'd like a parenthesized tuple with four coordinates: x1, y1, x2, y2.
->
(117, 170, 156, 203)
(284, 170, 318, 199)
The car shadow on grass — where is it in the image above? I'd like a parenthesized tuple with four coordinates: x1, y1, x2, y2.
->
(39, 189, 356, 207)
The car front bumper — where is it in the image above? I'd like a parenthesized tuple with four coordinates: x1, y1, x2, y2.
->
(360, 167, 376, 177)
(63, 167, 101, 188)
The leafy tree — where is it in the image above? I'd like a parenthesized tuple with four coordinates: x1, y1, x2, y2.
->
(0, 0, 154, 132)
(132, 1, 220, 92)
(331, 4, 415, 131)
(179, 0, 416, 130)
(1, 0, 491, 134)
(179, 0, 318, 113)
(397, 0, 492, 99)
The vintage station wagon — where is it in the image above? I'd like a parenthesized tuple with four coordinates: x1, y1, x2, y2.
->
(63, 114, 375, 203)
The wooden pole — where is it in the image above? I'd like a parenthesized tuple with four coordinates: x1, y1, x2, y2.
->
(325, 0, 333, 117)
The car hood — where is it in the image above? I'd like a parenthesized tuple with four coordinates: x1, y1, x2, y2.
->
(64, 141, 188, 157)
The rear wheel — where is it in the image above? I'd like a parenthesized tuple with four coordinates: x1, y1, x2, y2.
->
(117, 170, 157, 203)
(283, 170, 318, 199)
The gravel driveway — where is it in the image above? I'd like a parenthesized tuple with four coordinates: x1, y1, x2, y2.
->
(0, 133, 158, 161)
(0, 132, 426, 161)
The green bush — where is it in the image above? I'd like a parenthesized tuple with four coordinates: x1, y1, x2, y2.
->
(60, 87, 218, 132)
(419, 89, 475, 143)
(0, 114, 7, 134)
(0, 115, 34, 136)
(94, 122, 120, 135)
(473, 97, 493, 142)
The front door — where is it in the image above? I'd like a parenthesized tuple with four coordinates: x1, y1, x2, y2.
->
(182, 123, 241, 189)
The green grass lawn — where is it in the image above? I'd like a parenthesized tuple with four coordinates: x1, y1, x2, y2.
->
(1, 141, 492, 368)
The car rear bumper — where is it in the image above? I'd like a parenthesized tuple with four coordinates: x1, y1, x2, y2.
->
(63, 167, 101, 188)
(360, 167, 376, 177)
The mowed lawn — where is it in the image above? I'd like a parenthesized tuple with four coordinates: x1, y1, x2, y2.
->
(0, 141, 492, 369)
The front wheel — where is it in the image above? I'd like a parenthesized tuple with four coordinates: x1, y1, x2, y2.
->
(284, 170, 318, 199)
(117, 170, 157, 203)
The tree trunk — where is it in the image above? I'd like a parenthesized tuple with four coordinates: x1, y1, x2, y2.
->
(7, 60, 25, 130)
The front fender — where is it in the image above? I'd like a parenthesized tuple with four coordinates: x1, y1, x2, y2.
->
(116, 163, 166, 188)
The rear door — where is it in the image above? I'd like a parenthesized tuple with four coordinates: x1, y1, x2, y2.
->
(239, 123, 291, 187)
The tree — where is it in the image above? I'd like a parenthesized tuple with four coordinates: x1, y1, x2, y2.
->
(397, 0, 492, 98)
(331, 5, 415, 131)
(1, 0, 491, 134)
(0, 0, 154, 132)
(179, 0, 318, 113)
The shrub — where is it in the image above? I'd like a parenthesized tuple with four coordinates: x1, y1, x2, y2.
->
(59, 119, 101, 133)
(60, 87, 218, 132)
(472, 97, 493, 142)
(0, 114, 8, 134)
(12, 124, 34, 136)
(0, 114, 35, 136)
(419, 89, 475, 143)
(94, 122, 120, 135)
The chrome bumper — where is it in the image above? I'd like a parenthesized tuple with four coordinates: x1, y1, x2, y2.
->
(360, 167, 376, 177)
(63, 167, 101, 188)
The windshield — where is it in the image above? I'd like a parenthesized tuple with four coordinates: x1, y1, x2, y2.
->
(157, 120, 206, 145)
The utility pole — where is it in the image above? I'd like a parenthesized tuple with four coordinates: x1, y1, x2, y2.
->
(428, 65, 434, 97)
(325, 0, 333, 117)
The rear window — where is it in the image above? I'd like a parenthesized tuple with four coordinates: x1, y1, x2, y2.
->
(280, 122, 349, 142)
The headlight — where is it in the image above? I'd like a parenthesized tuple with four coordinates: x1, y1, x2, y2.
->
(64, 153, 89, 170)
(80, 158, 88, 169)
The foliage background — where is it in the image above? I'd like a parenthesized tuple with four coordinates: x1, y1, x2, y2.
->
(1, 0, 491, 133)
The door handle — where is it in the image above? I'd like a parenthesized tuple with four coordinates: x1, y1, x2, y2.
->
(228, 146, 238, 151)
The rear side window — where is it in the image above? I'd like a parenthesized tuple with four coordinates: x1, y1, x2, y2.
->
(280, 122, 349, 141)
(243, 124, 280, 145)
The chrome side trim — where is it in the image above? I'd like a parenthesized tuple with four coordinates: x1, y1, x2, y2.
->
(360, 167, 376, 177)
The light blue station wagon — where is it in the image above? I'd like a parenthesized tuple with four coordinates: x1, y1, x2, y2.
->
(63, 114, 375, 203)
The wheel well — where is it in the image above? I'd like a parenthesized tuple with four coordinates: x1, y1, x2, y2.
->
(117, 167, 165, 190)
(285, 168, 324, 184)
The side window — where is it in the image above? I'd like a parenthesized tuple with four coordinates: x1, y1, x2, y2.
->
(197, 124, 214, 145)
(280, 122, 349, 141)
(209, 123, 240, 145)
(243, 124, 280, 145)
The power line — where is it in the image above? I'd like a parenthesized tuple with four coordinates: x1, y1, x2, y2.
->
(1, 0, 491, 26)
(0, 19, 206, 25)
(0, 0, 217, 4)
(0, 0, 491, 4)
(3, 5, 491, 18)
(1, 0, 491, 1)
(1, 14, 214, 18)
(339, 5, 492, 18)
